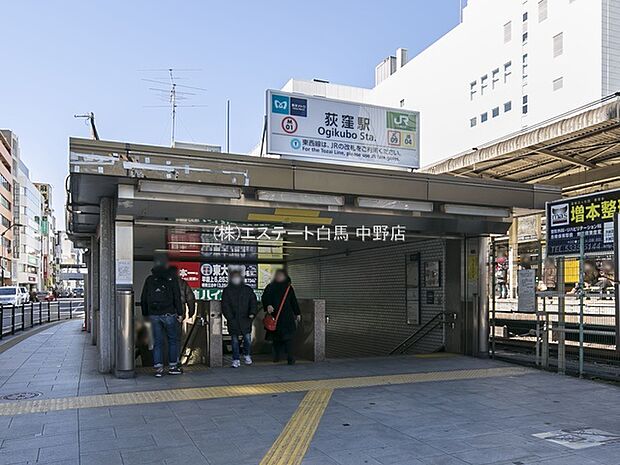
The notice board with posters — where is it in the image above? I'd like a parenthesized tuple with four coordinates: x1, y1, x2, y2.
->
(546, 189, 620, 256)
(266, 89, 420, 169)
(517, 269, 536, 312)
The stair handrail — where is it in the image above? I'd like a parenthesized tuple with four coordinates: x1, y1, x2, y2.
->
(389, 312, 446, 355)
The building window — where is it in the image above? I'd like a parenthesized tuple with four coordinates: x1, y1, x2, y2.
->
(492, 107, 500, 118)
(504, 62, 512, 83)
(470, 81, 477, 100)
(553, 32, 564, 57)
(470, 117, 477, 127)
(400, 99, 405, 108)
(481, 75, 488, 95)
(553, 77, 564, 91)
(481, 112, 488, 123)
(523, 12, 528, 22)
(504, 101, 512, 112)
(0, 175, 10, 193)
(538, 0, 548, 22)
(0, 195, 9, 211)
(0, 215, 9, 229)
(522, 95, 529, 114)
(522, 32, 529, 43)
(504, 21, 512, 43)
(522, 53, 529, 77)
(492, 68, 500, 89)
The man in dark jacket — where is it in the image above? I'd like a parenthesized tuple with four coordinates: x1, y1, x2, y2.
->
(222, 270, 257, 368)
(141, 260, 183, 377)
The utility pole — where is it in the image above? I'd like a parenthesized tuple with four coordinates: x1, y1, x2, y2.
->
(226, 100, 230, 153)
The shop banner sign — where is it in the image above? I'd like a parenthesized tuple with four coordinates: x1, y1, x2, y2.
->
(200, 263, 258, 289)
(546, 189, 620, 256)
(170, 262, 201, 289)
(266, 89, 420, 169)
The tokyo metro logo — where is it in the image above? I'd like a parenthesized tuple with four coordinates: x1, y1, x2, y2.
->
(272, 95, 289, 114)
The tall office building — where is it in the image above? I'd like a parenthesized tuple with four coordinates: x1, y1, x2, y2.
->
(0, 132, 14, 285)
(14, 161, 42, 290)
(271, 0, 620, 167)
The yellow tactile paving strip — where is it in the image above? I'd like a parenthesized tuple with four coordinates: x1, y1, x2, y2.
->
(0, 366, 530, 416)
(259, 389, 333, 465)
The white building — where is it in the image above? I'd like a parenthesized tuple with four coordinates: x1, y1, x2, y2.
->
(269, 0, 620, 168)
(14, 160, 42, 290)
(35, 183, 57, 289)
(56, 231, 83, 291)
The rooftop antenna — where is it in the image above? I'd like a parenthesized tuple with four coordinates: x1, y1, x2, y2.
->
(73, 112, 100, 140)
(142, 68, 207, 146)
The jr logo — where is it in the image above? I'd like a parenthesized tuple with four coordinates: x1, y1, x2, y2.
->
(392, 115, 410, 127)
(387, 111, 417, 131)
(272, 95, 290, 115)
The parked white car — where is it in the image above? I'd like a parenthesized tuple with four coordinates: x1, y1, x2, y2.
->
(20, 287, 29, 304)
(0, 286, 29, 306)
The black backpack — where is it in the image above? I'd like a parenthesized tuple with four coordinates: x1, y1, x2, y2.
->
(148, 275, 175, 312)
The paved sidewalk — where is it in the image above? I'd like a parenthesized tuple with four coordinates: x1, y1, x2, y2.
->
(0, 320, 617, 464)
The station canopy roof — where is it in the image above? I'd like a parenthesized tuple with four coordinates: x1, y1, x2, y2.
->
(67, 137, 559, 251)
(423, 95, 620, 196)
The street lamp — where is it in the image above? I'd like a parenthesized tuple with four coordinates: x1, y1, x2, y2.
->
(1, 223, 22, 285)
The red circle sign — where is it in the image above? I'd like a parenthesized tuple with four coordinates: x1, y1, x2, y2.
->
(281, 116, 298, 134)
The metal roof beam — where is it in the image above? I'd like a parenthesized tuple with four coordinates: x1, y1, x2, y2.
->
(544, 163, 620, 189)
(533, 148, 596, 169)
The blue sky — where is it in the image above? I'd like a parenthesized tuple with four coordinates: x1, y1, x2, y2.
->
(0, 1, 461, 218)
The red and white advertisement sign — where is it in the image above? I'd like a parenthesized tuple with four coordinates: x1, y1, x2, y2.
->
(170, 261, 201, 289)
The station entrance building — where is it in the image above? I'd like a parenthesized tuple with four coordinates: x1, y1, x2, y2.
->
(66, 138, 558, 374)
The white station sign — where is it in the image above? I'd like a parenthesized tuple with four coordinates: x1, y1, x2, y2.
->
(266, 89, 420, 169)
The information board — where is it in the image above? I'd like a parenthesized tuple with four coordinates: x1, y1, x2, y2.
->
(266, 89, 420, 168)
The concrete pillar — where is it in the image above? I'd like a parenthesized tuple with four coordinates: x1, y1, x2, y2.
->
(98, 197, 115, 373)
(464, 237, 479, 356)
(478, 237, 490, 357)
(444, 239, 463, 354)
(83, 250, 91, 333)
(295, 299, 326, 362)
(207, 301, 223, 368)
(114, 220, 134, 379)
(90, 236, 100, 346)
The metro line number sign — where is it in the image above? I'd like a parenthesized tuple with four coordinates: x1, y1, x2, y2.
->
(266, 89, 420, 169)
(281, 116, 297, 134)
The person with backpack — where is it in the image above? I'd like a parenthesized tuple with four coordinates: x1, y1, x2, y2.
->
(221, 270, 257, 368)
(261, 269, 301, 365)
(141, 259, 183, 377)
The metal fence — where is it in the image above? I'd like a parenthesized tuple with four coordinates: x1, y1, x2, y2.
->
(490, 251, 619, 380)
(0, 299, 84, 339)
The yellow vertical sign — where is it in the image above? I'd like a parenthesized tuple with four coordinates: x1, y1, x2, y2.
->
(467, 254, 478, 281)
